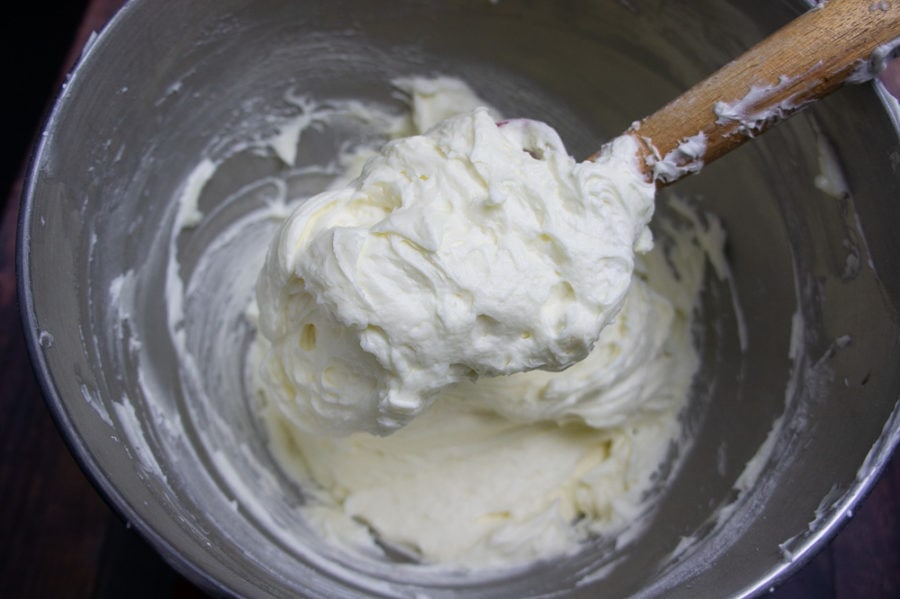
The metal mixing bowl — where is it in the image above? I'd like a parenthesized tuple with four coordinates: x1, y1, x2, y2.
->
(18, 0, 900, 597)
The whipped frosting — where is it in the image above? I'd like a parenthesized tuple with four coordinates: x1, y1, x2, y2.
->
(256, 105, 655, 436)
(260, 222, 708, 568)
(248, 77, 717, 569)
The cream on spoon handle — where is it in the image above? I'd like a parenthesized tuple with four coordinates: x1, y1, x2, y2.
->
(593, 0, 900, 185)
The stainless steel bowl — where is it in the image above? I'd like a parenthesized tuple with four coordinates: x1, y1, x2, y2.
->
(18, 1, 900, 597)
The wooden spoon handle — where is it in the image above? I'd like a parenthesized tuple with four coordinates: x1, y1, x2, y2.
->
(600, 0, 900, 185)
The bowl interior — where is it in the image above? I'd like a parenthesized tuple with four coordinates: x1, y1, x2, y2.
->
(20, 0, 900, 597)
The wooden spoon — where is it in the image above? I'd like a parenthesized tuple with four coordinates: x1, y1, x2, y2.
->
(590, 0, 900, 185)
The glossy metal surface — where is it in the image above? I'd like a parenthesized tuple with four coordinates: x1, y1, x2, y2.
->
(18, 1, 900, 597)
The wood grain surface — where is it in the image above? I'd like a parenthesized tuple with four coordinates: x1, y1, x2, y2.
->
(1, 2, 898, 597)
(618, 0, 900, 184)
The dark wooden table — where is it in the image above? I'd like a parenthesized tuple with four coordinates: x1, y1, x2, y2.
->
(1, 2, 898, 597)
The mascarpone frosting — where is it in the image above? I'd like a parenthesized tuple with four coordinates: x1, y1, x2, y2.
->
(256, 106, 655, 436)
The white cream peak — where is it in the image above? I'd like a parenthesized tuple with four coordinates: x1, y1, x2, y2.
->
(255, 108, 656, 435)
